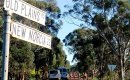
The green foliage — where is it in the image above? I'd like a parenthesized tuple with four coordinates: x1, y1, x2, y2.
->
(64, 28, 112, 79)
(0, 17, 3, 25)
(65, 60, 70, 69)
(51, 37, 68, 68)
(64, 28, 95, 72)
(52, 54, 56, 66)
(9, 39, 34, 78)
(64, 0, 130, 79)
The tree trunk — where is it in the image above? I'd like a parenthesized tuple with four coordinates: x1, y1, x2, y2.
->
(120, 56, 125, 80)
(22, 74, 24, 80)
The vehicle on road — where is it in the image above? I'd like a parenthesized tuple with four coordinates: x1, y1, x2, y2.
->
(58, 67, 69, 80)
(49, 69, 61, 80)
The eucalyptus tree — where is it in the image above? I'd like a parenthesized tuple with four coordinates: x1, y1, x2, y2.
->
(64, 0, 130, 79)
(51, 37, 69, 68)
(63, 29, 95, 72)
(42, 0, 57, 5)
(63, 28, 112, 79)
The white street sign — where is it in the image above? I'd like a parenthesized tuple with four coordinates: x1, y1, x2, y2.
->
(4, 0, 46, 25)
(10, 22, 52, 49)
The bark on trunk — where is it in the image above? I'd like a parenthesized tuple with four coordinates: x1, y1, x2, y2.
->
(121, 58, 125, 80)
(22, 74, 24, 80)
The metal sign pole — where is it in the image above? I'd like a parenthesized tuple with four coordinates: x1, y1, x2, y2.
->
(111, 66, 113, 80)
(2, 10, 12, 80)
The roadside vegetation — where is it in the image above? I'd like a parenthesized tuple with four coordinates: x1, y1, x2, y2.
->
(63, 0, 130, 80)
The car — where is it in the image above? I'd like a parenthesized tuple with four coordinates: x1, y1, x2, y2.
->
(49, 69, 61, 80)
(58, 67, 69, 80)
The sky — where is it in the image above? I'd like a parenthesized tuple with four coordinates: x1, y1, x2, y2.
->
(56, 0, 79, 65)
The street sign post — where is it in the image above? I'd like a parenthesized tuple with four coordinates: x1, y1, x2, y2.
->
(2, 0, 48, 80)
(2, 11, 12, 80)
(4, 0, 46, 25)
(108, 64, 116, 80)
(10, 22, 52, 49)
